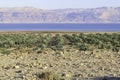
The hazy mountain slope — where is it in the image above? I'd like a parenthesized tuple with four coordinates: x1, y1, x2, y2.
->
(0, 7, 120, 23)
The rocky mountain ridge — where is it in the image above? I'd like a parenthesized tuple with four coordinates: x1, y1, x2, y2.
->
(0, 7, 120, 23)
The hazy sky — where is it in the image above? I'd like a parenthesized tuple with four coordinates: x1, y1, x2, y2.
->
(0, 0, 120, 9)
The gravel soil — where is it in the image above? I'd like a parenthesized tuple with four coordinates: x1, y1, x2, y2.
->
(0, 47, 120, 80)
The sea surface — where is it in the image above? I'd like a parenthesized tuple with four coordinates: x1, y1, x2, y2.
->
(0, 23, 120, 32)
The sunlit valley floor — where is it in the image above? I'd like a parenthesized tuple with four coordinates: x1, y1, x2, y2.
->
(0, 32, 120, 80)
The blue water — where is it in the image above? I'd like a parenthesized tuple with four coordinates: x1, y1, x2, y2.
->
(0, 23, 120, 32)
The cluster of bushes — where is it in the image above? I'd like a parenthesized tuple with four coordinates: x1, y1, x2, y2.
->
(0, 33, 119, 52)
(64, 33, 120, 52)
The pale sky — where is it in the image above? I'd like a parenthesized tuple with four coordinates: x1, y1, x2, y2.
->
(0, 0, 120, 9)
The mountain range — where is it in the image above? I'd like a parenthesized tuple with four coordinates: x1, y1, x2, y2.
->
(0, 7, 120, 23)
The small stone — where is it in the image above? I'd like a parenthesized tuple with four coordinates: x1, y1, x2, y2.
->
(62, 73, 71, 77)
(15, 70, 22, 73)
(118, 50, 120, 54)
(43, 66, 47, 69)
(113, 74, 117, 76)
(65, 74, 71, 77)
(56, 51, 64, 56)
(95, 54, 99, 58)
(37, 51, 42, 54)
(14, 74, 25, 79)
(33, 63, 37, 66)
(85, 51, 89, 54)
(4, 66, 10, 70)
(20, 56, 23, 59)
(49, 64, 54, 67)
(38, 63, 42, 66)
(80, 63, 84, 66)
(13, 66, 20, 69)
(44, 51, 48, 54)
(92, 50, 100, 54)
(34, 58, 37, 60)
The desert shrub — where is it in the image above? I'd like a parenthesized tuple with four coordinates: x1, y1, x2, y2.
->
(79, 44, 90, 51)
(63, 34, 73, 45)
(98, 43, 104, 49)
(37, 71, 62, 80)
(0, 33, 119, 52)
(112, 46, 120, 52)
(50, 34, 64, 51)
(38, 43, 46, 50)
(36, 34, 52, 50)
(64, 34, 81, 46)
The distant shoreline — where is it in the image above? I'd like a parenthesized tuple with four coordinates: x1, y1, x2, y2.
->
(0, 31, 119, 34)
(0, 22, 120, 24)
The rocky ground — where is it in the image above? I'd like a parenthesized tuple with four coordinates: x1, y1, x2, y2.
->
(0, 47, 120, 80)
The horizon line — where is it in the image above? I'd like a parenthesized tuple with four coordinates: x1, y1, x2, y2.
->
(0, 6, 120, 10)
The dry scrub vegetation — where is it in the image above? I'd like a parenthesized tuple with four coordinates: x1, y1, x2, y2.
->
(0, 32, 120, 80)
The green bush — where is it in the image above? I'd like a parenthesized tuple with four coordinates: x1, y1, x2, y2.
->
(50, 34, 64, 51)
(79, 44, 90, 51)
(112, 46, 120, 52)
(0, 33, 119, 52)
